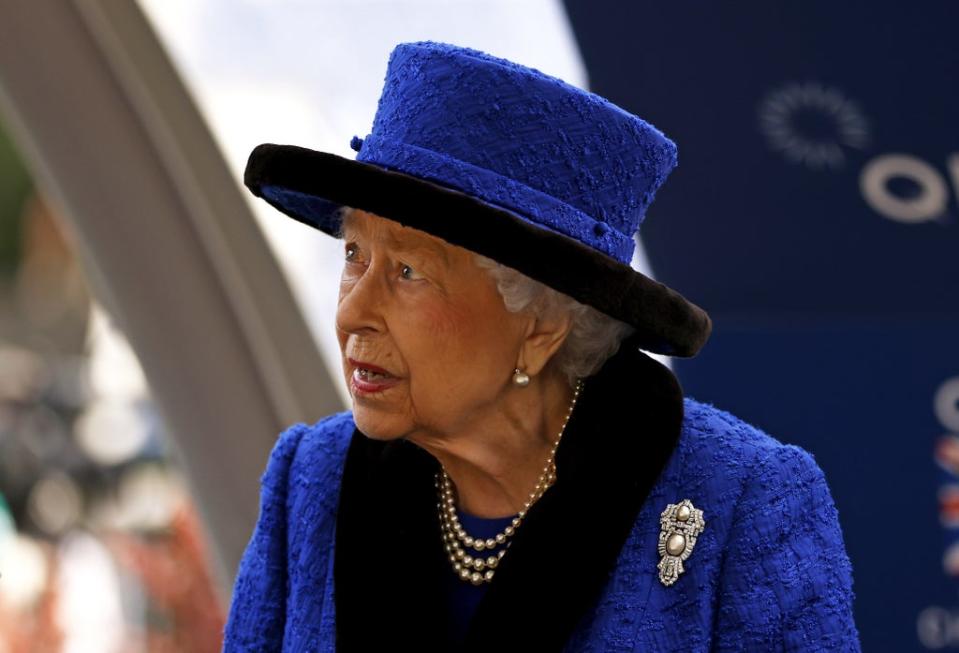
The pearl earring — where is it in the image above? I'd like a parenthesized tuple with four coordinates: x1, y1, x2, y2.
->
(512, 368, 530, 387)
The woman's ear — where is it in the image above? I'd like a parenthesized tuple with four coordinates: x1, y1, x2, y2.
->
(517, 310, 573, 378)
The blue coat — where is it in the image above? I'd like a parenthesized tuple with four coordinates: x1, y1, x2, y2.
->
(222, 339, 861, 652)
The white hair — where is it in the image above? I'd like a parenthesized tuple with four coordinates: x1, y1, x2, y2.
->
(471, 254, 634, 387)
(333, 206, 634, 386)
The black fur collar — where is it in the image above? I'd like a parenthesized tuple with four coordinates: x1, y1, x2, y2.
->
(334, 335, 684, 651)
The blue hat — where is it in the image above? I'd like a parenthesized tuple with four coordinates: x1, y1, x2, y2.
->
(244, 41, 711, 356)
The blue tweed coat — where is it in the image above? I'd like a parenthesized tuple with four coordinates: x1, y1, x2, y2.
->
(222, 339, 860, 652)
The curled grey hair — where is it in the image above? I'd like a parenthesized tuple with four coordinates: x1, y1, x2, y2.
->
(334, 206, 634, 386)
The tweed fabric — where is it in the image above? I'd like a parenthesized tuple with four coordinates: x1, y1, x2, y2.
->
(349, 40, 677, 264)
(243, 40, 713, 357)
(265, 40, 677, 265)
(222, 399, 859, 651)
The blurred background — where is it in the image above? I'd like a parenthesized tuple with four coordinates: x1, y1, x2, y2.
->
(0, 1, 955, 650)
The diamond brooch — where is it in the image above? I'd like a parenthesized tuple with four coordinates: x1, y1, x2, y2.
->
(657, 499, 705, 587)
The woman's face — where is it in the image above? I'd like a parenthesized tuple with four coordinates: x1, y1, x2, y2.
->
(336, 209, 530, 441)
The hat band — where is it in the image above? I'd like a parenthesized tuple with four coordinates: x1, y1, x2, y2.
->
(354, 133, 635, 264)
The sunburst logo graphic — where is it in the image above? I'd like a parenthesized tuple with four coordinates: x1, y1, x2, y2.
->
(758, 81, 871, 170)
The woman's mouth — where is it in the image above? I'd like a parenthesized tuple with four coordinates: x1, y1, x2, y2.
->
(350, 362, 401, 395)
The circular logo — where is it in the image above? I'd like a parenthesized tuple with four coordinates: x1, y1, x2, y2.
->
(758, 81, 870, 170)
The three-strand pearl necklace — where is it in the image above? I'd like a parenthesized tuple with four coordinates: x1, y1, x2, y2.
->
(436, 378, 584, 585)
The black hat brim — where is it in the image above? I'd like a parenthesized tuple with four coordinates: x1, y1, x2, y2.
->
(244, 143, 711, 357)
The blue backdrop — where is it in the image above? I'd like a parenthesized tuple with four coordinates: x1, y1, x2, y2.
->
(562, 2, 959, 649)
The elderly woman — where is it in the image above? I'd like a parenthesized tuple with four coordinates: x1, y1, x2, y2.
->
(223, 41, 860, 652)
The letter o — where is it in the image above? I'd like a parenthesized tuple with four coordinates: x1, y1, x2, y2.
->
(860, 154, 948, 223)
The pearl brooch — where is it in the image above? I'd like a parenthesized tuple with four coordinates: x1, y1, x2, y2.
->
(657, 499, 706, 587)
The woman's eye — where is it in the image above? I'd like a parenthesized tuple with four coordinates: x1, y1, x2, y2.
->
(400, 263, 422, 281)
(344, 244, 357, 261)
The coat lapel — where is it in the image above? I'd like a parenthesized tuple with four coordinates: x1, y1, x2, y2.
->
(333, 425, 449, 651)
(334, 335, 684, 652)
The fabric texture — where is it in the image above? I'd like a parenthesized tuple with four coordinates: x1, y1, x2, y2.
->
(275, 40, 677, 265)
(241, 40, 713, 357)
(222, 341, 860, 652)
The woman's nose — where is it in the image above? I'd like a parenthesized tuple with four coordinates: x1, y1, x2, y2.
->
(335, 264, 387, 336)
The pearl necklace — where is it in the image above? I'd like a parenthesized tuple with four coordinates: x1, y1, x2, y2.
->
(436, 378, 584, 585)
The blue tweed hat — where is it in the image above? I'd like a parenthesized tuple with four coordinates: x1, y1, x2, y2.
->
(244, 40, 711, 357)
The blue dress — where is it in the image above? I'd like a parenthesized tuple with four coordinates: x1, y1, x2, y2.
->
(222, 341, 861, 652)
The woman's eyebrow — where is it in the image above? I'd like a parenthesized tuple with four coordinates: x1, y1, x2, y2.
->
(342, 222, 450, 267)
(389, 235, 450, 267)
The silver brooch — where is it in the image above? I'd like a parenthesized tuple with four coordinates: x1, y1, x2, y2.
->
(657, 499, 705, 586)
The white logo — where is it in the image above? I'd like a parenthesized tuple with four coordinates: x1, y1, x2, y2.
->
(860, 153, 959, 224)
(759, 81, 957, 224)
(758, 81, 870, 170)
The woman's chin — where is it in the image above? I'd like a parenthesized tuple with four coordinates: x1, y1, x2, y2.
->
(351, 409, 409, 441)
